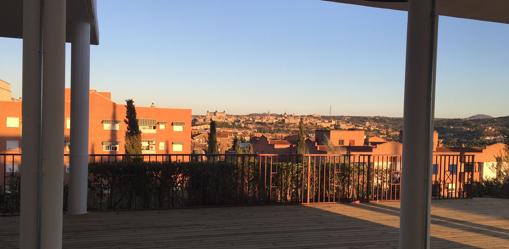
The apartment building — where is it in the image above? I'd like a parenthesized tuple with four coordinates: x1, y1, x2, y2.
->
(313, 129, 507, 181)
(315, 129, 366, 147)
(251, 136, 294, 154)
(0, 80, 14, 102)
(0, 87, 192, 155)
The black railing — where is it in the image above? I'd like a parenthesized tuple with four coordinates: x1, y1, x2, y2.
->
(0, 153, 475, 214)
(0, 154, 21, 215)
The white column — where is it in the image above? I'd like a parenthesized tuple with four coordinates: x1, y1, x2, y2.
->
(21, 0, 66, 248)
(69, 20, 91, 215)
(40, 0, 67, 248)
(400, 0, 438, 249)
(20, 0, 42, 248)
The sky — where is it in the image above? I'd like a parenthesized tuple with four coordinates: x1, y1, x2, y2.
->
(1, 0, 508, 118)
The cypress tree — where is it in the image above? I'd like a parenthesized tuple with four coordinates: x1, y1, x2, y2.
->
(207, 121, 219, 154)
(231, 136, 241, 154)
(322, 134, 335, 154)
(241, 137, 254, 154)
(297, 118, 308, 154)
(124, 99, 142, 155)
(236, 136, 244, 154)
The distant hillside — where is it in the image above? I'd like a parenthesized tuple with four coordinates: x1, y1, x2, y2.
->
(466, 114, 494, 120)
(434, 116, 509, 147)
(331, 115, 508, 147)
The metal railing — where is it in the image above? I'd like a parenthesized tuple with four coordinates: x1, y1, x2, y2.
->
(1, 153, 475, 214)
(432, 154, 475, 199)
(0, 154, 21, 215)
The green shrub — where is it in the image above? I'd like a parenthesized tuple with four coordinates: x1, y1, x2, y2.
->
(0, 177, 20, 214)
(472, 179, 509, 198)
(87, 160, 282, 210)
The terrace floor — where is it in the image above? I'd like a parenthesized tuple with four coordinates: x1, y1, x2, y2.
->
(1, 198, 509, 248)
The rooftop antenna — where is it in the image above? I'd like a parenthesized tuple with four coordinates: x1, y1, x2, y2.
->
(329, 105, 332, 117)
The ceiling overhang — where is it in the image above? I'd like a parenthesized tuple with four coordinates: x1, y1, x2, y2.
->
(326, 0, 509, 24)
(0, 0, 99, 45)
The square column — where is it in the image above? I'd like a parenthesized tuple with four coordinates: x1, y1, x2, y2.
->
(400, 0, 439, 249)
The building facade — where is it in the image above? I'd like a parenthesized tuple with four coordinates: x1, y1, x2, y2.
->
(316, 129, 366, 147)
(0, 80, 13, 102)
(0, 88, 192, 155)
(312, 129, 508, 182)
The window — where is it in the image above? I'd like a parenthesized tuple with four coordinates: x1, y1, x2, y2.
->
(139, 119, 157, 133)
(6, 117, 19, 128)
(102, 120, 120, 130)
(142, 140, 156, 152)
(159, 122, 166, 130)
(6, 140, 19, 150)
(172, 142, 183, 152)
(102, 142, 119, 152)
(140, 126, 157, 133)
(66, 118, 71, 129)
(159, 142, 165, 150)
(432, 164, 438, 175)
(172, 122, 184, 132)
(448, 164, 458, 175)
(338, 140, 345, 146)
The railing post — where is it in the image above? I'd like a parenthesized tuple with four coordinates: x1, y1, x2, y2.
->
(258, 155, 262, 201)
(2, 155, 5, 195)
(306, 155, 311, 204)
(470, 155, 475, 198)
(366, 155, 372, 202)
(269, 156, 273, 201)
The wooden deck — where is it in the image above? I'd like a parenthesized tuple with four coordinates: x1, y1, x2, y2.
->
(1, 198, 508, 248)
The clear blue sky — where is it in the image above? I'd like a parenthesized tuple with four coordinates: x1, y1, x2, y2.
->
(1, 0, 508, 118)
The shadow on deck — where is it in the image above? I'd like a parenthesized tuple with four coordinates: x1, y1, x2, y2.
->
(1, 198, 508, 248)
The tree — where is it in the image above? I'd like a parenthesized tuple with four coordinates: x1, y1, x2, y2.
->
(207, 121, 219, 154)
(495, 145, 509, 181)
(297, 118, 308, 154)
(230, 136, 254, 155)
(231, 136, 242, 154)
(240, 137, 254, 154)
(124, 99, 142, 155)
(321, 134, 336, 154)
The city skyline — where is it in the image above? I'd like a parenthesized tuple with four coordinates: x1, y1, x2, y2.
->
(1, 0, 509, 118)
(1, 79, 506, 119)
